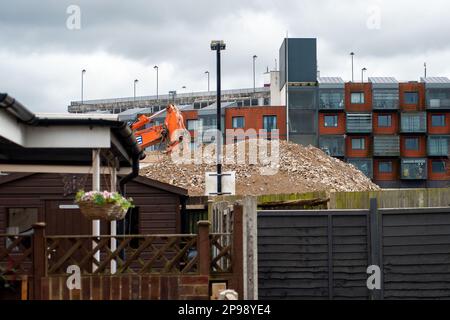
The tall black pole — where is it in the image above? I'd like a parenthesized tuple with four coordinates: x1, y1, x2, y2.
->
(216, 48, 222, 195)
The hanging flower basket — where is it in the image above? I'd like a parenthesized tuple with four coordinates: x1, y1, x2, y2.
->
(75, 190, 134, 221)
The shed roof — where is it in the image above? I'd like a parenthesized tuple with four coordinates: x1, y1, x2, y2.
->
(0, 172, 188, 196)
(0, 93, 143, 172)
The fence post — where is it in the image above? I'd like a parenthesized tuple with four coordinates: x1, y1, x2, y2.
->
(232, 204, 244, 299)
(32, 222, 47, 300)
(197, 220, 211, 276)
(369, 198, 382, 300)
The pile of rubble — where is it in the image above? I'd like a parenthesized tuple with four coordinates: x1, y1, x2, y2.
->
(140, 140, 380, 196)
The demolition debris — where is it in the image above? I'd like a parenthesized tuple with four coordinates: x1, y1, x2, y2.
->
(140, 140, 380, 196)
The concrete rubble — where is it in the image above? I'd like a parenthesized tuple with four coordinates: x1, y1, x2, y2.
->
(140, 140, 380, 196)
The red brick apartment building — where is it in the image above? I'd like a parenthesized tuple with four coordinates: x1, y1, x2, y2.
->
(175, 77, 449, 188)
(317, 77, 449, 188)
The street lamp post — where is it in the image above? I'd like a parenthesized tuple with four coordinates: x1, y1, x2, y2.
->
(154, 65, 159, 102)
(205, 71, 210, 93)
(350, 52, 355, 82)
(134, 79, 138, 104)
(361, 67, 367, 83)
(81, 69, 86, 107)
(211, 40, 225, 195)
(253, 55, 257, 93)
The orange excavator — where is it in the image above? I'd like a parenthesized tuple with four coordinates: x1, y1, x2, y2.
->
(131, 103, 188, 153)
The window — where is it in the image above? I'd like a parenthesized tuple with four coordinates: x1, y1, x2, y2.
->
(378, 114, 392, 127)
(378, 161, 392, 173)
(401, 159, 427, 179)
(263, 115, 277, 131)
(319, 90, 344, 109)
(351, 138, 365, 150)
(405, 137, 419, 151)
(186, 119, 198, 130)
(251, 99, 258, 106)
(126, 207, 140, 249)
(432, 160, 446, 173)
(373, 90, 399, 109)
(7, 208, 38, 234)
(351, 92, 365, 104)
(324, 115, 338, 127)
(404, 92, 419, 104)
(431, 114, 446, 127)
(232, 116, 245, 129)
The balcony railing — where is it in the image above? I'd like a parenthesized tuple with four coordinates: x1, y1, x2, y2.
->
(347, 158, 373, 178)
(401, 158, 427, 180)
(400, 112, 427, 133)
(373, 136, 400, 156)
(319, 92, 345, 110)
(373, 90, 399, 110)
(319, 136, 345, 157)
(427, 89, 450, 109)
(346, 113, 372, 133)
(428, 136, 450, 156)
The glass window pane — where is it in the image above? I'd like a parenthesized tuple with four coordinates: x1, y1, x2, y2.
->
(263, 115, 277, 131)
(379, 161, 392, 173)
(351, 138, 365, 150)
(8, 208, 38, 234)
(432, 161, 446, 173)
(373, 90, 399, 109)
(431, 115, 445, 127)
(319, 90, 344, 109)
(232, 116, 245, 129)
(378, 115, 392, 127)
(404, 92, 419, 104)
(324, 115, 338, 127)
(405, 137, 419, 150)
(351, 92, 364, 104)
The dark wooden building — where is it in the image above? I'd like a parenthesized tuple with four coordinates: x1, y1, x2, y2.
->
(0, 173, 188, 236)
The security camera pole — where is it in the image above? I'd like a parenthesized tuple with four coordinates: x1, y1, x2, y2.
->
(211, 40, 225, 195)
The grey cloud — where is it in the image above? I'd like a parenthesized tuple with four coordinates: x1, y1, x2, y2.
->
(1, 0, 450, 112)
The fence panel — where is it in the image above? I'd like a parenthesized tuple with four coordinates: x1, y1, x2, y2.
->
(258, 206, 450, 300)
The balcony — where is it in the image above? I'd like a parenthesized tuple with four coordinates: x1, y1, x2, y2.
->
(318, 90, 344, 110)
(319, 135, 345, 157)
(347, 158, 373, 178)
(373, 136, 400, 156)
(372, 90, 399, 110)
(401, 158, 427, 180)
(427, 89, 450, 110)
(346, 113, 372, 133)
(428, 135, 450, 156)
(400, 112, 427, 133)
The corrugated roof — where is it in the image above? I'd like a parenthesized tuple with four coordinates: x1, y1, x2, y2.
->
(369, 77, 398, 84)
(317, 77, 344, 84)
(420, 77, 450, 84)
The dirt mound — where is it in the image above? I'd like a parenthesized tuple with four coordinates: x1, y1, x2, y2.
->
(140, 140, 380, 196)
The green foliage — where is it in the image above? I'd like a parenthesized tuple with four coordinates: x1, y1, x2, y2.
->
(75, 189, 134, 211)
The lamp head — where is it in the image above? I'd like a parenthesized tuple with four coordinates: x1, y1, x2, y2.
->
(211, 40, 226, 50)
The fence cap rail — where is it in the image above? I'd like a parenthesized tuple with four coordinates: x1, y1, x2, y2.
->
(45, 233, 197, 239)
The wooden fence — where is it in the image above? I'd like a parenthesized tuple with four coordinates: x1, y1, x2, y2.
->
(0, 205, 245, 300)
(258, 202, 450, 300)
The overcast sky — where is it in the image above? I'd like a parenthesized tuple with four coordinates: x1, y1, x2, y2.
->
(1, 0, 450, 112)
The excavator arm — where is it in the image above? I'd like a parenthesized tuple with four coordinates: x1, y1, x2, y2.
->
(131, 104, 188, 153)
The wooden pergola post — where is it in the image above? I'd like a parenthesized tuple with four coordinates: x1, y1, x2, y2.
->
(110, 164, 117, 274)
(92, 149, 101, 271)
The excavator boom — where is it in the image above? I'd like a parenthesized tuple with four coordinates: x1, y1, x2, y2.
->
(131, 104, 188, 153)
